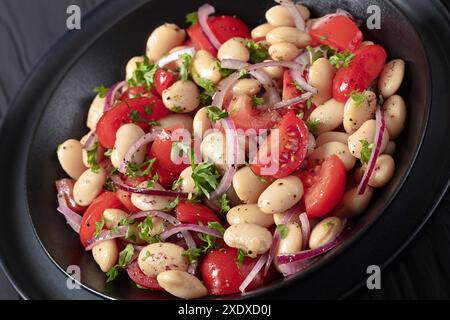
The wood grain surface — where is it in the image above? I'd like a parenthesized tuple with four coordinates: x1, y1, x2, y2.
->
(0, 0, 449, 300)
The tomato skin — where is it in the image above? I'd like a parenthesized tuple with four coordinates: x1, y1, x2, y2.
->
(227, 95, 279, 131)
(55, 179, 86, 214)
(176, 201, 220, 225)
(151, 163, 179, 189)
(79, 191, 125, 247)
(187, 16, 251, 56)
(201, 246, 277, 295)
(96, 96, 169, 149)
(300, 155, 347, 218)
(332, 45, 387, 102)
(310, 14, 363, 51)
(251, 111, 309, 179)
(126, 261, 164, 291)
(154, 69, 175, 96)
(149, 125, 189, 174)
(116, 189, 140, 214)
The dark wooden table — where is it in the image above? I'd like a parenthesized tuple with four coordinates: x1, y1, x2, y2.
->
(0, 0, 449, 300)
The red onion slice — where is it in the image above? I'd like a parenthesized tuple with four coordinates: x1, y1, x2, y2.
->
(356, 107, 386, 195)
(160, 223, 223, 241)
(129, 210, 181, 225)
(56, 193, 82, 234)
(295, 50, 310, 66)
(239, 253, 268, 293)
(299, 212, 310, 250)
(85, 226, 129, 250)
(277, 259, 314, 276)
(198, 4, 221, 50)
(273, 92, 313, 109)
(157, 47, 196, 68)
(118, 130, 161, 173)
(209, 117, 238, 200)
(212, 71, 241, 109)
(104, 81, 126, 113)
(82, 131, 97, 150)
(110, 175, 189, 198)
(264, 210, 295, 275)
(275, 0, 306, 31)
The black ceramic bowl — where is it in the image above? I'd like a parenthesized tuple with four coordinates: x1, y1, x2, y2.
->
(1, 0, 450, 300)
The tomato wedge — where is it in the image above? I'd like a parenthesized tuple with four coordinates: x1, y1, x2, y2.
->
(154, 69, 176, 96)
(126, 261, 164, 291)
(79, 191, 125, 247)
(227, 94, 279, 131)
(300, 155, 347, 218)
(251, 111, 309, 179)
(175, 201, 220, 225)
(96, 96, 169, 149)
(309, 14, 363, 51)
(201, 246, 277, 295)
(332, 44, 387, 102)
(187, 16, 251, 56)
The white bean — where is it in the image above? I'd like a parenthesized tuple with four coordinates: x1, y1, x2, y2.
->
(308, 98, 345, 135)
(102, 208, 128, 229)
(262, 59, 284, 79)
(92, 239, 118, 272)
(276, 222, 302, 255)
(334, 186, 373, 218)
(227, 204, 274, 228)
(383, 95, 407, 140)
(308, 141, 356, 171)
(368, 154, 395, 188)
(223, 223, 272, 258)
(110, 123, 146, 169)
(131, 182, 174, 211)
(158, 114, 193, 133)
(157, 270, 208, 299)
(162, 80, 200, 113)
(138, 243, 189, 277)
(178, 166, 196, 194)
(273, 212, 300, 225)
(347, 119, 389, 159)
(251, 23, 276, 39)
(232, 79, 262, 96)
(200, 131, 226, 172)
(125, 56, 144, 81)
(193, 50, 222, 85)
(309, 58, 335, 106)
(80, 131, 104, 169)
(269, 42, 300, 61)
(146, 23, 185, 62)
(265, 5, 310, 27)
(258, 176, 303, 214)
(266, 27, 311, 48)
(232, 166, 271, 204)
(316, 131, 350, 147)
(57, 139, 88, 179)
(218, 38, 249, 62)
(193, 107, 212, 139)
(343, 91, 377, 134)
(73, 167, 106, 206)
(87, 94, 106, 131)
(384, 141, 396, 156)
(309, 217, 343, 249)
(378, 59, 405, 98)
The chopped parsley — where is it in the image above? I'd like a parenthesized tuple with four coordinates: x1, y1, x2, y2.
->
(243, 39, 269, 63)
(181, 221, 225, 262)
(138, 216, 161, 244)
(306, 97, 313, 110)
(197, 78, 216, 94)
(144, 102, 155, 115)
(251, 95, 265, 107)
(218, 194, 231, 215)
(129, 109, 145, 124)
(172, 176, 183, 191)
(329, 50, 354, 69)
(235, 248, 248, 268)
(199, 91, 213, 106)
(190, 151, 221, 199)
(86, 142, 100, 173)
(104, 148, 113, 157)
(297, 112, 305, 120)
(293, 81, 306, 93)
(306, 45, 336, 64)
(105, 244, 134, 282)
(171, 105, 184, 113)
(170, 140, 191, 164)
(104, 180, 117, 192)
(179, 53, 193, 81)
(306, 118, 321, 134)
(185, 11, 198, 26)
(276, 224, 289, 239)
(348, 90, 366, 107)
(165, 196, 179, 210)
(360, 139, 374, 165)
(127, 56, 158, 88)
(94, 85, 109, 98)
(206, 105, 229, 122)
(125, 158, 156, 179)
(93, 218, 105, 239)
(378, 94, 385, 106)
(216, 62, 234, 78)
(239, 68, 249, 78)
(319, 35, 328, 41)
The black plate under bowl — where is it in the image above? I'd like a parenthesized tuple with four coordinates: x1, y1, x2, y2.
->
(1, 0, 450, 300)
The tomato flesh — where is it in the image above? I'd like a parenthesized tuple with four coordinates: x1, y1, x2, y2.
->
(310, 14, 363, 51)
(332, 44, 387, 102)
(201, 246, 277, 295)
(154, 69, 175, 96)
(251, 111, 309, 179)
(79, 191, 124, 247)
(116, 189, 140, 214)
(126, 261, 164, 291)
(120, 86, 157, 100)
(300, 155, 347, 218)
(187, 16, 250, 56)
(176, 201, 220, 225)
(281, 70, 315, 118)
(96, 96, 169, 149)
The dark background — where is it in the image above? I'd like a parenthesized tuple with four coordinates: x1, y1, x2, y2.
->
(0, 0, 449, 300)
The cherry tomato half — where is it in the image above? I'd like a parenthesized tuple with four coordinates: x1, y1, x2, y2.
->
(175, 201, 220, 225)
(126, 261, 164, 291)
(154, 69, 176, 96)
